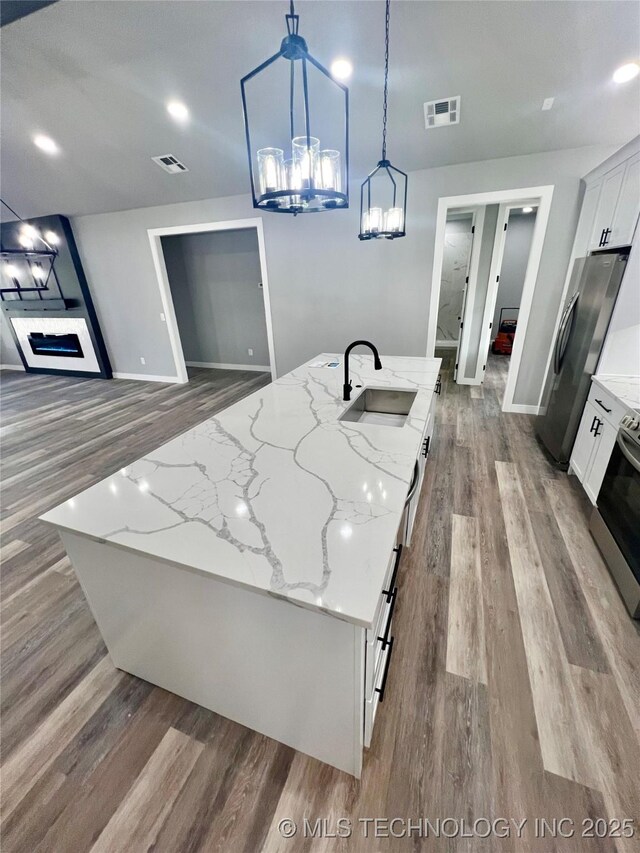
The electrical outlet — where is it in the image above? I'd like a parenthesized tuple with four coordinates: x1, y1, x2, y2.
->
(248, 348, 253, 357)
(160, 313, 166, 322)
(140, 357, 146, 365)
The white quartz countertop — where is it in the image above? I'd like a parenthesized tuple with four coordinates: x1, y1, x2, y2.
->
(592, 374, 640, 411)
(41, 353, 441, 628)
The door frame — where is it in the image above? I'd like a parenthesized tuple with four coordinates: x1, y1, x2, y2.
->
(148, 217, 277, 384)
(427, 185, 554, 412)
(465, 199, 540, 386)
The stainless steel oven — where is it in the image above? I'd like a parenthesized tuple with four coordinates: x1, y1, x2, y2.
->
(590, 411, 640, 618)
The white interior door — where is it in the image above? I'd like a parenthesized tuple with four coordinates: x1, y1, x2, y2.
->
(452, 210, 477, 382)
(454, 207, 485, 382)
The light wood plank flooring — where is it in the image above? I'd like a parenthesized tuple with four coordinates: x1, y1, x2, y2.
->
(1, 356, 638, 852)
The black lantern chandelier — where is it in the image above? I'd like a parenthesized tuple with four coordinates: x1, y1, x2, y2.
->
(0, 198, 60, 302)
(240, 1, 349, 214)
(359, 0, 407, 240)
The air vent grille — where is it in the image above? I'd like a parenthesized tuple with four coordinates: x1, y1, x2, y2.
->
(151, 154, 189, 174)
(424, 96, 461, 129)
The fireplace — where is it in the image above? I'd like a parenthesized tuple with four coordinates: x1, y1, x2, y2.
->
(28, 331, 84, 359)
(10, 316, 100, 373)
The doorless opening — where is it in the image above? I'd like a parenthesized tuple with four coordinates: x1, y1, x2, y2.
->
(147, 218, 277, 384)
(161, 228, 271, 374)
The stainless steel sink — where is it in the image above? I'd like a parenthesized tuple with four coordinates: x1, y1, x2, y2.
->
(339, 387, 417, 428)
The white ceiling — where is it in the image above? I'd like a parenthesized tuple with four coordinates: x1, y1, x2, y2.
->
(2, 0, 639, 218)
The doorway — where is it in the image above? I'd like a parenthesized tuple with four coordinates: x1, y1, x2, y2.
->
(490, 206, 538, 361)
(427, 186, 553, 411)
(435, 210, 477, 380)
(148, 218, 276, 383)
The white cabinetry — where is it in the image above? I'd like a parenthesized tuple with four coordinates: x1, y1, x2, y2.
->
(610, 152, 640, 247)
(570, 383, 624, 504)
(404, 374, 439, 546)
(586, 150, 640, 252)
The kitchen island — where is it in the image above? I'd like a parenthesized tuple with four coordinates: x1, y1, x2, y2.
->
(42, 353, 441, 776)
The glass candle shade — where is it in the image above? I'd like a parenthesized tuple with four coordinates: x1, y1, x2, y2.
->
(316, 149, 341, 192)
(362, 207, 383, 234)
(257, 148, 284, 195)
(292, 136, 320, 189)
(284, 158, 305, 209)
(385, 207, 404, 233)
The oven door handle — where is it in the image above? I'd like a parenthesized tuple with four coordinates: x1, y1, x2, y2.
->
(616, 431, 640, 473)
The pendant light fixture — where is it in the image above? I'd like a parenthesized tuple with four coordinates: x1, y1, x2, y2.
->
(240, 1, 349, 215)
(0, 198, 59, 299)
(359, 0, 407, 240)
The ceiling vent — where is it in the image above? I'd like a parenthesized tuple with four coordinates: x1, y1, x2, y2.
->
(424, 96, 461, 129)
(151, 154, 189, 174)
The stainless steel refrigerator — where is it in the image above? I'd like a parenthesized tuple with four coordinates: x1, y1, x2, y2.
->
(536, 252, 628, 466)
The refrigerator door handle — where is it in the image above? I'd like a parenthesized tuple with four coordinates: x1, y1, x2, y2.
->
(553, 291, 580, 374)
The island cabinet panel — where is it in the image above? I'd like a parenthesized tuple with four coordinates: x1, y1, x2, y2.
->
(60, 530, 366, 778)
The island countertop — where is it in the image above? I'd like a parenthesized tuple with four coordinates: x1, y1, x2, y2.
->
(41, 353, 441, 628)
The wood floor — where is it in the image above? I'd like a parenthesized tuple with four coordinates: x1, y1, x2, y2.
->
(1, 356, 638, 852)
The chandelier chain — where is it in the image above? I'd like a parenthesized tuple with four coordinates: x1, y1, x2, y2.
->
(381, 0, 391, 161)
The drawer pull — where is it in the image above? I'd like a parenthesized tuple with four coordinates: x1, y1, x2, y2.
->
(435, 375, 442, 395)
(595, 399, 612, 414)
(378, 587, 397, 649)
(375, 636, 394, 703)
(383, 545, 402, 602)
(422, 436, 430, 458)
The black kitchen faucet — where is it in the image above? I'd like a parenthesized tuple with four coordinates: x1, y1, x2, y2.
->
(343, 341, 382, 401)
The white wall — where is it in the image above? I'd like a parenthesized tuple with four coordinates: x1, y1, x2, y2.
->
(162, 229, 270, 368)
(70, 144, 615, 403)
(492, 211, 537, 336)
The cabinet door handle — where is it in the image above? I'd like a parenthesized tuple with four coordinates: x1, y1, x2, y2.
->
(375, 636, 394, 703)
(602, 228, 611, 246)
(595, 399, 612, 413)
(378, 587, 397, 649)
(599, 229, 606, 247)
(383, 545, 402, 602)
(422, 436, 430, 458)
(590, 415, 602, 436)
(435, 374, 442, 395)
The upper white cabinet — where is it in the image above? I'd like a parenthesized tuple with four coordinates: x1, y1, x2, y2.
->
(586, 149, 640, 252)
(610, 152, 640, 247)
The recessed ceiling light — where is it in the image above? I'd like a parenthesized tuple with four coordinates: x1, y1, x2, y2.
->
(33, 134, 59, 154)
(522, 206, 533, 214)
(330, 58, 353, 80)
(166, 100, 190, 122)
(613, 62, 639, 84)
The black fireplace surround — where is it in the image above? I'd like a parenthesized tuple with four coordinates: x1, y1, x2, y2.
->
(1, 214, 111, 378)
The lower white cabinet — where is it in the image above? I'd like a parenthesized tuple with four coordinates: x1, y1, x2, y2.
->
(404, 379, 438, 546)
(570, 384, 620, 503)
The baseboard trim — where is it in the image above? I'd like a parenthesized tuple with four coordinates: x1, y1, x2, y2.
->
(503, 402, 541, 415)
(0, 363, 25, 371)
(435, 341, 458, 349)
(112, 372, 180, 383)
(185, 361, 271, 373)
